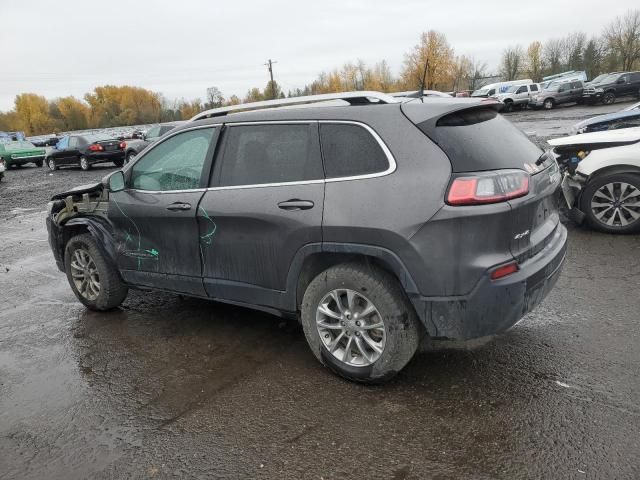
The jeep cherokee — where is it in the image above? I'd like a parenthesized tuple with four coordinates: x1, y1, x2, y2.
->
(46, 92, 567, 383)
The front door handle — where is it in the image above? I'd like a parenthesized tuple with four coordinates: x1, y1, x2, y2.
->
(166, 202, 192, 211)
(278, 199, 314, 211)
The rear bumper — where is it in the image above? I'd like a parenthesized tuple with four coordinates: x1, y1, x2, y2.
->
(86, 151, 125, 163)
(411, 223, 567, 340)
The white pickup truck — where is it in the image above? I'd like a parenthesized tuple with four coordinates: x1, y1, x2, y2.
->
(493, 83, 540, 112)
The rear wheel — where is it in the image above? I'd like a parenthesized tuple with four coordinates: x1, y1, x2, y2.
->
(125, 151, 136, 164)
(543, 98, 555, 110)
(602, 92, 616, 105)
(48, 158, 58, 171)
(300, 263, 422, 384)
(80, 156, 90, 171)
(64, 233, 128, 310)
(581, 173, 640, 233)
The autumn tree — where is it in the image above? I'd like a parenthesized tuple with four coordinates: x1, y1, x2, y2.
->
(84, 85, 161, 128)
(401, 30, 455, 90)
(14, 94, 57, 135)
(500, 45, 524, 81)
(178, 99, 202, 119)
(604, 9, 640, 71)
(53, 97, 89, 131)
(526, 41, 545, 82)
(205, 86, 225, 109)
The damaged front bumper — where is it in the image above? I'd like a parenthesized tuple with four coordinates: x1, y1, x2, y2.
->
(560, 172, 588, 224)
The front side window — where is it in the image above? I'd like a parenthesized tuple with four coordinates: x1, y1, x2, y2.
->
(217, 124, 322, 186)
(320, 123, 389, 179)
(131, 127, 214, 191)
(516, 86, 527, 94)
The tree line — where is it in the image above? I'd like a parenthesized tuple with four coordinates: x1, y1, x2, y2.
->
(1, 9, 639, 136)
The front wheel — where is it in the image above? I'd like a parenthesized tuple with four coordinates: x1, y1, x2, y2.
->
(602, 92, 616, 105)
(543, 98, 554, 110)
(80, 156, 91, 171)
(65, 233, 128, 310)
(581, 173, 640, 233)
(502, 101, 513, 113)
(300, 263, 422, 384)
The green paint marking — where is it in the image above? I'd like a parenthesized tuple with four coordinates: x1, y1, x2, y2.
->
(145, 248, 159, 257)
(198, 206, 217, 246)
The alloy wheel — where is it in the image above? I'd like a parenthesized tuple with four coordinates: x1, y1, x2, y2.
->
(590, 181, 640, 228)
(48, 159, 56, 171)
(316, 289, 386, 367)
(80, 157, 89, 170)
(70, 248, 100, 301)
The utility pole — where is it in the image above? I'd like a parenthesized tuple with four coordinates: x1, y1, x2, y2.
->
(264, 59, 278, 99)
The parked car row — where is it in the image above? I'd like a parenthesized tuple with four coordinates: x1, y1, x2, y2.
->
(473, 70, 640, 112)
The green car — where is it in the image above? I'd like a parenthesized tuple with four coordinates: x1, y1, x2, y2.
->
(0, 140, 46, 168)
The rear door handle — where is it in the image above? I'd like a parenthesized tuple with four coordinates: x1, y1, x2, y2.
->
(166, 202, 191, 211)
(277, 199, 314, 211)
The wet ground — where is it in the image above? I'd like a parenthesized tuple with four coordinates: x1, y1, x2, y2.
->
(1, 104, 640, 479)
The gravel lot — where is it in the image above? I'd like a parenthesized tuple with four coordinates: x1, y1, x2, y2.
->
(1, 102, 639, 479)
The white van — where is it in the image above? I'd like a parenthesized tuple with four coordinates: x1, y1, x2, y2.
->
(471, 79, 534, 98)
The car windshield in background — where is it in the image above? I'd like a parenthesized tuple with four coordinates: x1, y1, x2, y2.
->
(504, 85, 519, 93)
(471, 89, 489, 97)
(598, 74, 618, 84)
(82, 134, 113, 143)
(590, 74, 609, 83)
(3, 141, 36, 150)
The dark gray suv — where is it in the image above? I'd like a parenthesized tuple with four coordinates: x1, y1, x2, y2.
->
(46, 92, 567, 383)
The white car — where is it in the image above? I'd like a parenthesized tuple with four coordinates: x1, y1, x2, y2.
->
(548, 127, 640, 233)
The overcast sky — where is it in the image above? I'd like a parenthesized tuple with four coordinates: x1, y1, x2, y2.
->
(1, 0, 637, 110)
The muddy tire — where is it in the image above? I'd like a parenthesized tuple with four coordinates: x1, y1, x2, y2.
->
(580, 172, 640, 234)
(47, 158, 58, 171)
(300, 263, 422, 384)
(602, 91, 616, 105)
(64, 233, 128, 311)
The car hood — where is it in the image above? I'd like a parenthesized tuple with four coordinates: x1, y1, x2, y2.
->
(573, 109, 640, 130)
(50, 181, 104, 200)
(549, 127, 640, 147)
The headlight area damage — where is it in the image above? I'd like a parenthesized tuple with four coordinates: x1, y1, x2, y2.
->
(47, 182, 113, 273)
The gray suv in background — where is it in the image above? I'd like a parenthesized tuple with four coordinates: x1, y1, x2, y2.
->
(123, 121, 184, 163)
(529, 80, 584, 109)
(46, 92, 567, 383)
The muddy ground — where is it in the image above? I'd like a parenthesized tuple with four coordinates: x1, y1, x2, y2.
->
(1, 102, 639, 479)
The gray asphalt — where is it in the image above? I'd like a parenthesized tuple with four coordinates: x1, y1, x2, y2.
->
(1, 102, 639, 479)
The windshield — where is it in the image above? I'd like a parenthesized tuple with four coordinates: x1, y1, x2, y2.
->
(3, 141, 36, 150)
(471, 88, 490, 97)
(82, 134, 113, 143)
(590, 74, 608, 84)
(596, 74, 618, 85)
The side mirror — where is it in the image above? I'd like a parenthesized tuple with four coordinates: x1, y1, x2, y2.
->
(107, 170, 125, 192)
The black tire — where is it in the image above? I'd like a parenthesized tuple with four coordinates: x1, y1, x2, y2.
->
(35, 159, 43, 168)
(80, 156, 91, 171)
(543, 98, 554, 110)
(580, 172, 640, 234)
(64, 233, 128, 310)
(125, 151, 136, 164)
(300, 263, 422, 384)
(502, 101, 513, 113)
(47, 158, 58, 171)
(114, 159, 124, 168)
(602, 91, 616, 105)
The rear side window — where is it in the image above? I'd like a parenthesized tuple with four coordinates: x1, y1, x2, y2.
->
(530, 84, 538, 92)
(217, 124, 322, 186)
(319, 123, 389, 178)
(418, 108, 542, 172)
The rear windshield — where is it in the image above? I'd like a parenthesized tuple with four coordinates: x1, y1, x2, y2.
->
(417, 108, 542, 172)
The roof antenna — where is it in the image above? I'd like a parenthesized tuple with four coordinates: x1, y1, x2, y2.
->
(408, 58, 429, 101)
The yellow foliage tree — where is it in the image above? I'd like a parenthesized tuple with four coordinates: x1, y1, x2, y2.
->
(400, 30, 455, 90)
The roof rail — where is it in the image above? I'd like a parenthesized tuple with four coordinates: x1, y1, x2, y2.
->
(190, 91, 399, 121)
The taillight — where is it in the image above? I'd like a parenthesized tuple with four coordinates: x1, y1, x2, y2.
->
(119, 141, 126, 149)
(490, 261, 519, 280)
(446, 170, 529, 206)
(88, 144, 104, 152)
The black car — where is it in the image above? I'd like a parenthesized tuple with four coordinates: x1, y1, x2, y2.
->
(46, 134, 126, 171)
(124, 121, 184, 164)
(582, 71, 640, 105)
(46, 92, 566, 383)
